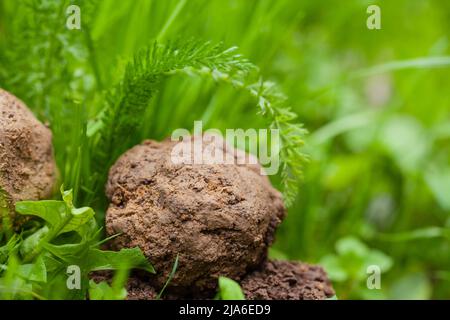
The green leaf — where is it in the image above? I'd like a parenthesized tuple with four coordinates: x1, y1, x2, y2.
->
(41, 254, 64, 273)
(17, 256, 47, 282)
(20, 226, 49, 258)
(0, 277, 35, 300)
(0, 235, 20, 264)
(15, 201, 66, 227)
(157, 254, 179, 299)
(336, 236, 369, 257)
(88, 280, 127, 300)
(10, 187, 154, 299)
(88, 280, 110, 300)
(43, 242, 91, 263)
(16, 188, 97, 240)
(319, 254, 348, 282)
(87, 248, 155, 273)
(61, 187, 74, 208)
(60, 207, 95, 235)
(217, 276, 245, 300)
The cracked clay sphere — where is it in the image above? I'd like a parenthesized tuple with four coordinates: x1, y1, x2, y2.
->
(0, 89, 57, 223)
(105, 135, 286, 295)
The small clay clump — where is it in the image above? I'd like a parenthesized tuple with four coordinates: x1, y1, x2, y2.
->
(105, 136, 285, 295)
(0, 89, 57, 225)
(241, 260, 335, 300)
(125, 277, 158, 300)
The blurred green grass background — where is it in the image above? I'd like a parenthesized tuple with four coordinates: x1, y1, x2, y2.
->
(1, 0, 449, 299)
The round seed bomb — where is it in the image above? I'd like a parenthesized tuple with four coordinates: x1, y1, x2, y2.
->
(105, 135, 286, 295)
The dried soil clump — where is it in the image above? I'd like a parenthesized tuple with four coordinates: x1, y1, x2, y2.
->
(0, 89, 56, 224)
(105, 136, 285, 295)
(125, 276, 159, 300)
(241, 260, 335, 300)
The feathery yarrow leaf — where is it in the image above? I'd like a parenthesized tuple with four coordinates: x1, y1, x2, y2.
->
(94, 39, 307, 206)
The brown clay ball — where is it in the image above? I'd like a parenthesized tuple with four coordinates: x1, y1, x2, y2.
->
(241, 260, 335, 300)
(0, 89, 57, 224)
(105, 136, 285, 294)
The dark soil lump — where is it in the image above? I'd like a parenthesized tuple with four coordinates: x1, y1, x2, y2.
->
(241, 260, 335, 300)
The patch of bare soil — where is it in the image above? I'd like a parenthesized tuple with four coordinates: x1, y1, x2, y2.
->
(241, 260, 335, 300)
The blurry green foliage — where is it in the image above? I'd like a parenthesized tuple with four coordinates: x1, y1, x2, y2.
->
(216, 277, 245, 300)
(320, 237, 392, 299)
(0, 188, 154, 299)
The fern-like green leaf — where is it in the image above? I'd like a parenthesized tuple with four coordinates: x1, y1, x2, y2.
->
(91, 39, 307, 206)
(90, 39, 253, 183)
